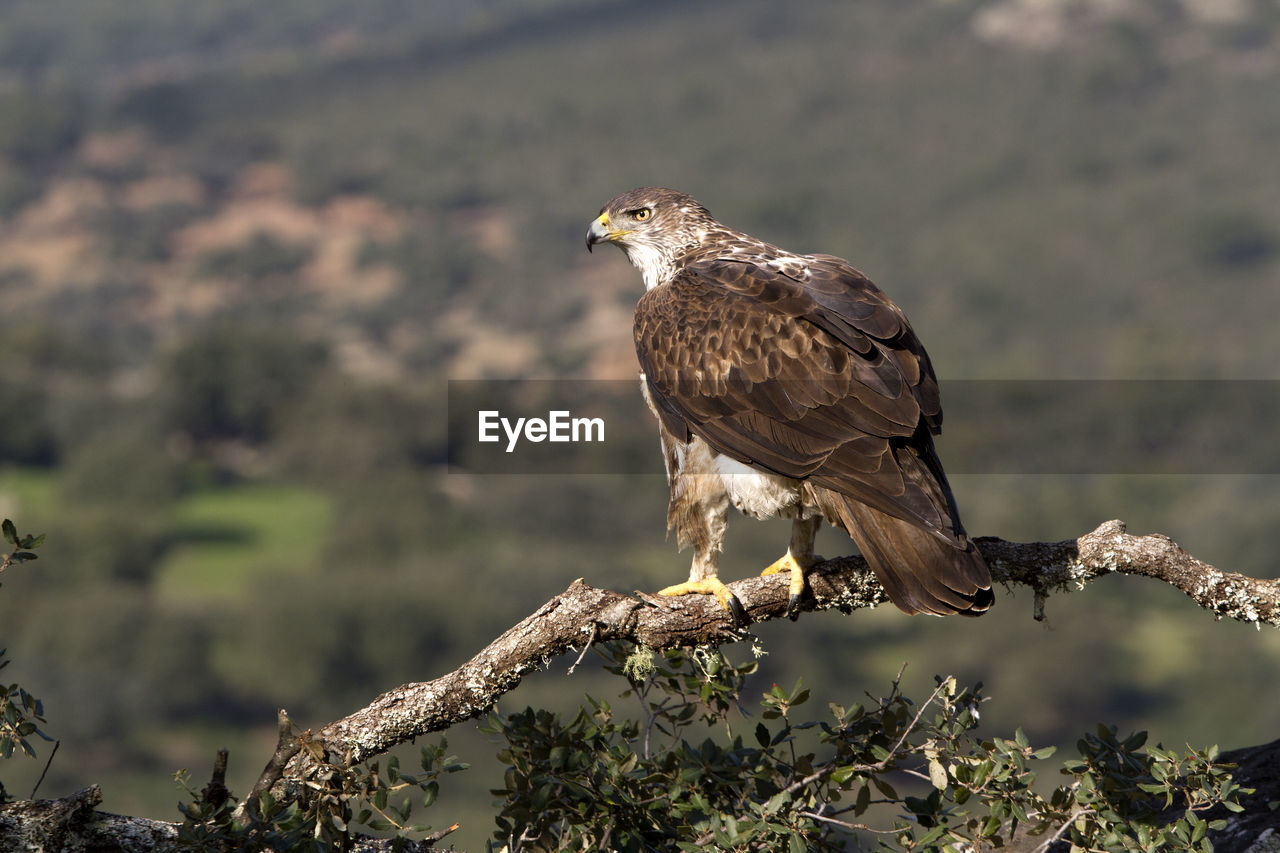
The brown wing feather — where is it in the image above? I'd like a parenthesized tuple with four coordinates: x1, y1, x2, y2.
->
(636, 258, 954, 538)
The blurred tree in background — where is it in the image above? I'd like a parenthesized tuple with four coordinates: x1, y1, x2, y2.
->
(162, 326, 329, 447)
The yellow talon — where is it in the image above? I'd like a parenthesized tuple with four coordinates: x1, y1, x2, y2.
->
(658, 578, 735, 611)
(761, 552, 807, 599)
(657, 578, 747, 626)
(761, 550, 816, 620)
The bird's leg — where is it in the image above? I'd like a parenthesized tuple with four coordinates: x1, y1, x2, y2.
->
(656, 491, 748, 625)
(761, 515, 822, 621)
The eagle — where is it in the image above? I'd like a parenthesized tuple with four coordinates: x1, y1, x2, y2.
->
(586, 187, 993, 624)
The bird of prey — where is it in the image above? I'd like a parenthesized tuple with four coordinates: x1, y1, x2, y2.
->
(586, 187, 993, 624)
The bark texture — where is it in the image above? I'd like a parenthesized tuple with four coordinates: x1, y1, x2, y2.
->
(0, 784, 452, 853)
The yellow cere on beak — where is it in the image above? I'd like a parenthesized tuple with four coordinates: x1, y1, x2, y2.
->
(586, 211, 624, 251)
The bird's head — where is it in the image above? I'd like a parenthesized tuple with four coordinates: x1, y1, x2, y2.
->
(586, 187, 716, 289)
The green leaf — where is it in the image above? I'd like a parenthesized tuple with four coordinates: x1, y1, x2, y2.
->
(854, 782, 871, 815)
(2, 519, 16, 546)
(873, 777, 898, 800)
(917, 824, 947, 846)
(762, 790, 790, 816)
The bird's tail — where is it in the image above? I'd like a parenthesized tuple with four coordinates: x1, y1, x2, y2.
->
(831, 498, 994, 616)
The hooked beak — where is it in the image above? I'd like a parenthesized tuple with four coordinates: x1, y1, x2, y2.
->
(585, 212, 614, 252)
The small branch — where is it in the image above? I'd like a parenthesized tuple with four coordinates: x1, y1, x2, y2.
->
(423, 822, 460, 844)
(566, 621, 597, 675)
(1032, 806, 1095, 853)
(239, 710, 303, 820)
(29, 739, 60, 800)
(780, 674, 952, 798)
(201, 748, 230, 811)
(799, 810, 892, 834)
(279, 520, 1279, 788)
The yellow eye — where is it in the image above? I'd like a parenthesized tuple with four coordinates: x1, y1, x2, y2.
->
(632, 208, 651, 222)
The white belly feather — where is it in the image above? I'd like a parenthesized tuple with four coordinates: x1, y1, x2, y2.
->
(711, 452, 801, 520)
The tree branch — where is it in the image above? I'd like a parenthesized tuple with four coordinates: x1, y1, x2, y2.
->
(237, 709, 303, 822)
(0, 784, 455, 853)
(7, 520, 1280, 852)
(977, 518, 1280, 626)
(297, 519, 1280, 778)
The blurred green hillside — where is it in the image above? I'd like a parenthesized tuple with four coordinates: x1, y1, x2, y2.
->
(1, 0, 1279, 848)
